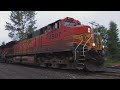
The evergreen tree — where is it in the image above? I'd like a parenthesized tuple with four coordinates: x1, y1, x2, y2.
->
(107, 21, 119, 59)
(5, 11, 37, 41)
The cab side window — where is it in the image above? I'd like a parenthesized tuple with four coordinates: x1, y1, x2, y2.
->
(55, 22, 60, 29)
(64, 21, 70, 26)
(47, 26, 52, 32)
(55, 23, 58, 29)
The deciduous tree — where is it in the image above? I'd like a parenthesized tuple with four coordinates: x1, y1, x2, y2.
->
(5, 11, 37, 40)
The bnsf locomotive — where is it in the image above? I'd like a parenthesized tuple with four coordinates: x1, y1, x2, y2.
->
(0, 17, 105, 71)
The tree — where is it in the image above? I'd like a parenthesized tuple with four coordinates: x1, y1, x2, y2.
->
(107, 21, 119, 59)
(5, 11, 37, 41)
(93, 26, 108, 43)
(1, 41, 5, 45)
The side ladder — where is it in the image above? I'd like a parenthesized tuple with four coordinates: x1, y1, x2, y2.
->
(74, 34, 92, 70)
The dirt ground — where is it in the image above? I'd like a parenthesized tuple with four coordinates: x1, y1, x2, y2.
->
(0, 63, 119, 79)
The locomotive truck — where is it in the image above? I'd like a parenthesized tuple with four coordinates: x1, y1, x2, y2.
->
(0, 17, 105, 71)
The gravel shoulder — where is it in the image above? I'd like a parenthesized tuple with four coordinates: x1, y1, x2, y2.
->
(0, 63, 119, 79)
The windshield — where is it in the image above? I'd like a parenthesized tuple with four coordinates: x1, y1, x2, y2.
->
(64, 21, 81, 27)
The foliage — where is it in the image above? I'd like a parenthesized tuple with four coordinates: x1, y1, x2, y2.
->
(1, 41, 5, 46)
(106, 21, 119, 59)
(93, 26, 108, 38)
(5, 11, 37, 41)
(93, 26, 108, 48)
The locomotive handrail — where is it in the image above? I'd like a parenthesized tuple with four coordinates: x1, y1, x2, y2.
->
(83, 33, 92, 56)
(74, 37, 83, 61)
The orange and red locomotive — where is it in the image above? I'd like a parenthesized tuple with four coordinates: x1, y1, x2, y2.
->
(0, 17, 105, 71)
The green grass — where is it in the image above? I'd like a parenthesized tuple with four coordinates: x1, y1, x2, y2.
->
(104, 58, 120, 67)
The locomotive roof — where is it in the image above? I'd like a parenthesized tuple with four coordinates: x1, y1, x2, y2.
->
(27, 19, 61, 39)
(0, 41, 18, 49)
(39, 20, 60, 30)
(27, 17, 80, 39)
(6, 41, 17, 46)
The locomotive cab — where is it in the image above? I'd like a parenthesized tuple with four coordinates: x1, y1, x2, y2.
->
(62, 17, 105, 71)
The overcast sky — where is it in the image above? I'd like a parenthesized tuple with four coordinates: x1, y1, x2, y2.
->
(0, 11, 120, 44)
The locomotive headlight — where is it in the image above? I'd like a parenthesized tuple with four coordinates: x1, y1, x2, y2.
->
(102, 45, 105, 49)
(88, 28, 91, 33)
(92, 43, 96, 47)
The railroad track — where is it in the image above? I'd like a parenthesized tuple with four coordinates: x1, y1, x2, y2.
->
(95, 67, 120, 77)
(101, 72, 120, 77)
